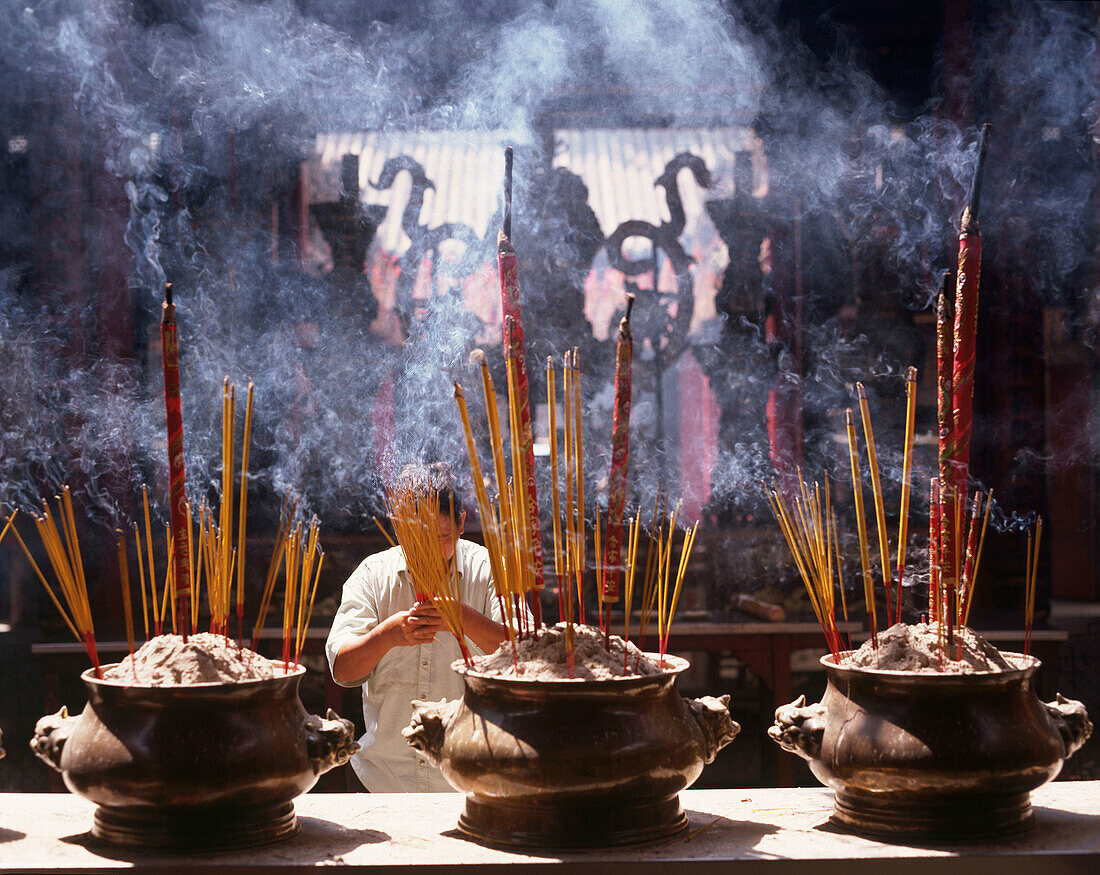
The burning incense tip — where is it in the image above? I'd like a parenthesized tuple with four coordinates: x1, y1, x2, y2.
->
(625, 292, 636, 322)
(962, 124, 992, 233)
(164, 281, 173, 306)
(469, 348, 487, 368)
(503, 145, 513, 240)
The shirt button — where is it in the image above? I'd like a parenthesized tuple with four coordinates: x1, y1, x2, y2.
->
(422, 660, 429, 667)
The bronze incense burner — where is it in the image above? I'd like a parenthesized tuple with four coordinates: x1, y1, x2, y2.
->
(32, 663, 357, 851)
(770, 652, 1092, 841)
(405, 654, 738, 848)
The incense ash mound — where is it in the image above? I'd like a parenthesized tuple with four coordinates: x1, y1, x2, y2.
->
(845, 622, 1013, 673)
(473, 623, 663, 680)
(102, 633, 278, 685)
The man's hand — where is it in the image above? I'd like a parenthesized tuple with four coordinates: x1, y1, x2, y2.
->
(332, 600, 448, 684)
(393, 601, 446, 646)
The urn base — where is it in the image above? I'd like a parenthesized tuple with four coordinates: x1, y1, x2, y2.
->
(831, 789, 1035, 842)
(458, 794, 688, 848)
(91, 800, 299, 852)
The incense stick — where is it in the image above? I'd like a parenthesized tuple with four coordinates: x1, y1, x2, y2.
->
(1024, 516, 1042, 656)
(896, 366, 917, 621)
(250, 496, 295, 653)
(20, 491, 102, 676)
(547, 357, 563, 586)
(0, 511, 16, 548)
(142, 485, 160, 635)
(236, 382, 254, 643)
(767, 475, 842, 660)
(846, 409, 877, 648)
(963, 490, 992, 627)
(385, 484, 473, 665)
(454, 379, 515, 652)
(856, 383, 893, 626)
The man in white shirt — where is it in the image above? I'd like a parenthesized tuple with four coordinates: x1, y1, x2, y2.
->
(325, 463, 513, 792)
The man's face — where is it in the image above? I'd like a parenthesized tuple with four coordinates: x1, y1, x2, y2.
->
(438, 509, 465, 563)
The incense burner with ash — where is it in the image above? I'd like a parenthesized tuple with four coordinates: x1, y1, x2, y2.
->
(32, 635, 358, 851)
(770, 625, 1092, 841)
(404, 625, 738, 848)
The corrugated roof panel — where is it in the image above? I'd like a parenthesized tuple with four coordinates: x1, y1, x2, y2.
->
(313, 126, 757, 267)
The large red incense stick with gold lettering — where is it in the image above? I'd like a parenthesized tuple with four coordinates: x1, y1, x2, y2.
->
(161, 282, 192, 636)
(497, 147, 544, 627)
(601, 294, 634, 637)
(951, 123, 991, 495)
(936, 279, 956, 641)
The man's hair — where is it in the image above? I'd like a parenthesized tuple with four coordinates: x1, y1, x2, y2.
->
(393, 462, 463, 518)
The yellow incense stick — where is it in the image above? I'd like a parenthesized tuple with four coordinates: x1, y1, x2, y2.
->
(963, 490, 993, 626)
(897, 367, 918, 586)
(572, 348, 585, 577)
(547, 357, 563, 580)
(846, 409, 877, 645)
(0, 511, 17, 548)
(236, 382, 254, 622)
(8, 516, 81, 641)
(856, 384, 892, 618)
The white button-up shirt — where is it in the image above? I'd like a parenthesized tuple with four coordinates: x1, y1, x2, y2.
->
(325, 539, 506, 792)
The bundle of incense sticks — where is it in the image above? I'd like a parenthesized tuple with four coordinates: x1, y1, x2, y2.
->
(767, 476, 843, 661)
(282, 515, 324, 670)
(454, 350, 534, 643)
(927, 485, 991, 641)
(7, 493, 102, 677)
(611, 489, 698, 668)
(454, 376, 519, 657)
(845, 408, 878, 648)
(1023, 517, 1042, 656)
(251, 495, 298, 652)
(653, 507, 698, 668)
(550, 349, 588, 670)
(631, 488, 668, 652)
(180, 379, 256, 638)
(379, 483, 473, 666)
(772, 370, 929, 656)
(856, 383, 893, 625)
(130, 484, 170, 638)
(770, 363, 999, 669)
(8, 360, 320, 675)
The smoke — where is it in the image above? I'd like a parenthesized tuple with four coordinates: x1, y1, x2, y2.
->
(0, 0, 1095, 561)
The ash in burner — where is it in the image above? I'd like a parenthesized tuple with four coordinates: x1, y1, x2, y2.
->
(472, 623, 663, 681)
(103, 633, 282, 686)
(845, 622, 1014, 674)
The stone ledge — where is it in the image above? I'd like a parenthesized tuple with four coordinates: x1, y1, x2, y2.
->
(1, 783, 1098, 872)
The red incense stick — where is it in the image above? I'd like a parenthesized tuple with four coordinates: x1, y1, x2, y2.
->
(929, 477, 941, 623)
(161, 282, 192, 637)
(936, 282, 957, 645)
(951, 124, 991, 496)
(497, 149, 544, 628)
(601, 294, 635, 644)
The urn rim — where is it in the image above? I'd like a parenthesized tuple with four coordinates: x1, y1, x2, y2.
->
(452, 651, 689, 688)
(80, 659, 306, 690)
(821, 650, 1038, 683)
